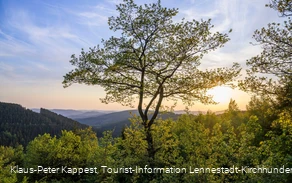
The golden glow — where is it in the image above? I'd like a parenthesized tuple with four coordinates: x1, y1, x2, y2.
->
(207, 86, 233, 103)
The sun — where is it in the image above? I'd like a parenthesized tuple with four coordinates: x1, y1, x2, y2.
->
(207, 86, 232, 103)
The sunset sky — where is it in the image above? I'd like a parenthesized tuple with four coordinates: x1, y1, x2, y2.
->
(0, 0, 283, 111)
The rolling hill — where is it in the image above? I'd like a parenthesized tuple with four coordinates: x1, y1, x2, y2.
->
(73, 110, 179, 137)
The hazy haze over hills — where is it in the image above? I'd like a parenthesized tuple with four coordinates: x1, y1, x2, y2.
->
(31, 108, 117, 119)
(31, 108, 182, 137)
(31, 108, 226, 118)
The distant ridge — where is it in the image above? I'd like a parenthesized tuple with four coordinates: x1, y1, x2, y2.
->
(73, 110, 179, 137)
(31, 108, 116, 119)
(27, 108, 229, 138)
(29, 108, 180, 137)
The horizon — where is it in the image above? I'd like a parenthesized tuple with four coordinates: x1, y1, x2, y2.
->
(29, 107, 228, 112)
(0, 0, 282, 111)
(9, 102, 240, 113)
(2, 99, 245, 112)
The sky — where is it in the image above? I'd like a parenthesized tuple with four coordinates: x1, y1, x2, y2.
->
(0, 0, 283, 111)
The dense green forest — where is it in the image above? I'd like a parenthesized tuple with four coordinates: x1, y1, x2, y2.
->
(0, 98, 291, 182)
(0, 102, 89, 147)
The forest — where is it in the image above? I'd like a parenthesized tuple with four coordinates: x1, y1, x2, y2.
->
(0, 102, 90, 147)
(1, 98, 291, 182)
(0, 0, 291, 182)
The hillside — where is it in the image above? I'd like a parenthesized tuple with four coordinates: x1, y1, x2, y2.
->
(0, 102, 89, 147)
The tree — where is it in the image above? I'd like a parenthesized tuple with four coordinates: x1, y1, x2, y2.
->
(63, 0, 240, 164)
(259, 111, 292, 182)
(0, 146, 23, 183)
(24, 129, 100, 182)
(239, 0, 292, 109)
(221, 99, 245, 132)
(267, 0, 292, 16)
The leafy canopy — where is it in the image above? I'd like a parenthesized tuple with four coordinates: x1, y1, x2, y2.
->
(267, 0, 292, 16)
(63, 0, 240, 125)
(239, 0, 292, 106)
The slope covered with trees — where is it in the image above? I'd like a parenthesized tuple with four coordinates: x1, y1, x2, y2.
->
(0, 102, 89, 147)
(0, 98, 291, 183)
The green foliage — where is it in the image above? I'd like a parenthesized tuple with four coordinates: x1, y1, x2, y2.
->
(239, 0, 292, 110)
(259, 111, 292, 182)
(63, 0, 240, 111)
(62, 1, 240, 164)
(0, 145, 28, 183)
(24, 128, 100, 182)
(0, 146, 20, 183)
(266, 0, 292, 17)
(1, 98, 291, 182)
(63, 1, 241, 174)
(221, 99, 247, 132)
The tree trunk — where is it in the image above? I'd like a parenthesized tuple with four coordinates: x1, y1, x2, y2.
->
(145, 126, 155, 165)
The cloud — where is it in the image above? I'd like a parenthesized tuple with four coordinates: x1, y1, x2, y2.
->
(0, 0, 285, 110)
(106, 0, 124, 5)
(94, 4, 118, 14)
(179, 0, 283, 73)
(0, 8, 89, 87)
(78, 12, 107, 19)
(180, 0, 279, 37)
(181, 7, 220, 20)
(2, 9, 93, 61)
(0, 0, 121, 91)
(35, 63, 51, 71)
(0, 27, 36, 57)
(0, 62, 14, 72)
(75, 11, 108, 27)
